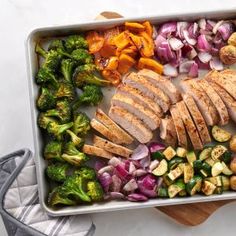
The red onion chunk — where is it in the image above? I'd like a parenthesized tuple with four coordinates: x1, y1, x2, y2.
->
(179, 60, 195, 73)
(183, 30, 197, 45)
(127, 193, 148, 202)
(195, 57, 210, 70)
(213, 20, 224, 34)
(217, 22, 234, 40)
(108, 157, 121, 167)
(149, 160, 160, 172)
(123, 179, 138, 192)
(198, 19, 206, 30)
(177, 22, 189, 39)
(164, 63, 178, 77)
(111, 175, 122, 192)
(159, 22, 177, 37)
(187, 47, 197, 60)
(207, 20, 216, 30)
(197, 34, 212, 52)
(198, 52, 212, 63)
(137, 174, 157, 198)
(154, 35, 166, 49)
(98, 172, 112, 192)
(139, 154, 151, 169)
(188, 62, 198, 78)
(98, 166, 114, 175)
(110, 192, 125, 200)
(115, 163, 131, 181)
(95, 161, 105, 171)
(129, 161, 136, 174)
(181, 44, 193, 57)
(133, 169, 147, 177)
(130, 144, 149, 160)
(209, 57, 223, 71)
(188, 23, 199, 39)
(169, 37, 184, 50)
(148, 142, 165, 153)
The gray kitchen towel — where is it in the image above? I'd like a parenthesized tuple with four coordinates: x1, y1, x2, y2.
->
(0, 149, 95, 236)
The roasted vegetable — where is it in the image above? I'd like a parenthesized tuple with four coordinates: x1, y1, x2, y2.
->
(36, 67, 58, 87)
(230, 157, 236, 174)
(168, 179, 185, 198)
(37, 87, 56, 111)
(66, 130, 84, 148)
(74, 166, 96, 180)
(72, 112, 91, 136)
(48, 39, 65, 51)
(137, 57, 163, 74)
(55, 81, 75, 101)
(44, 141, 63, 162)
(38, 113, 57, 129)
(46, 163, 70, 182)
(211, 145, 227, 161)
(60, 59, 76, 82)
(86, 31, 105, 54)
(229, 135, 236, 152)
(87, 181, 104, 201)
(152, 159, 168, 176)
(60, 49, 93, 64)
(212, 126, 231, 142)
(64, 35, 88, 53)
(230, 176, 236, 190)
(47, 121, 73, 140)
(219, 45, 236, 65)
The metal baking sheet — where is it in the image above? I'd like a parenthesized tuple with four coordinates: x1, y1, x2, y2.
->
(26, 9, 236, 216)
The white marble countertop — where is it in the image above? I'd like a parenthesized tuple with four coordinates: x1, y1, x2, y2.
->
(1, 0, 236, 235)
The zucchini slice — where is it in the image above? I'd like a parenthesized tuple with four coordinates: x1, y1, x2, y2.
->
(211, 145, 227, 161)
(221, 162, 233, 175)
(221, 151, 232, 164)
(201, 180, 216, 196)
(193, 160, 203, 171)
(176, 147, 187, 158)
(163, 146, 176, 160)
(186, 176, 202, 195)
(151, 151, 165, 161)
(167, 166, 183, 181)
(215, 186, 223, 194)
(212, 126, 231, 143)
(222, 176, 230, 190)
(206, 176, 222, 186)
(184, 163, 194, 183)
(186, 151, 197, 166)
(158, 187, 169, 197)
(152, 159, 168, 176)
(200, 169, 208, 178)
(163, 174, 174, 186)
(205, 157, 216, 167)
(199, 147, 212, 161)
(211, 162, 224, 177)
(168, 180, 185, 198)
(168, 157, 184, 170)
(202, 162, 211, 176)
(179, 189, 187, 197)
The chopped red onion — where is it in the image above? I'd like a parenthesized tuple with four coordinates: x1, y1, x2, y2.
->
(198, 19, 206, 30)
(130, 144, 149, 160)
(115, 163, 131, 181)
(207, 20, 216, 30)
(154, 35, 166, 49)
(169, 37, 184, 50)
(108, 157, 121, 167)
(188, 62, 198, 78)
(217, 22, 234, 40)
(98, 172, 112, 192)
(179, 60, 195, 73)
(148, 142, 165, 153)
(127, 193, 148, 202)
(183, 30, 197, 45)
(95, 161, 105, 171)
(164, 63, 178, 77)
(149, 160, 160, 171)
(123, 179, 138, 192)
(110, 192, 125, 199)
(177, 22, 189, 39)
(213, 20, 224, 34)
(98, 165, 114, 175)
(209, 57, 223, 71)
(111, 175, 122, 192)
(133, 169, 147, 177)
(197, 34, 212, 52)
(156, 177, 164, 188)
(129, 161, 136, 174)
(187, 47, 197, 60)
(159, 22, 177, 37)
(198, 52, 212, 63)
(137, 174, 157, 198)
(195, 57, 210, 70)
(139, 154, 151, 169)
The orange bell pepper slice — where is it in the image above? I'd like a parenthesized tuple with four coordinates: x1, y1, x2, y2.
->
(121, 46, 138, 59)
(137, 57, 163, 74)
(142, 21, 153, 37)
(105, 57, 119, 70)
(102, 69, 121, 86)
(125, 22, 145, 32)
(117, 54, 136, 74)
(139, 32, 154, 57)
(113, 31, 131, 50)
(86, 31, 104, 54)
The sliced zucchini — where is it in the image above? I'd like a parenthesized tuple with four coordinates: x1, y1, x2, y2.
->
(163, 146, 176, 160)
(199, 147, 213, 161)
(202, 162, 211, 176)
(186, 176, 202, 195)
(222, 176, 230, 190)
(221, 162, 233, 175)
(178, 163, 185, 172)
(193, 160, 203, 171)
(179, 189, 187, 197)
(167, 166, 183, 181)
(211, 145, 227, 161)
(186, 151, 197, 166)
(152, 159, 168, 176)
(168, 180, 185, 198)
(163, 174, 174, 186)
(151, 151, 165, 161)
(214, 186, 223, 194)
(176, 147, 187, 158)
(168, 157, 184, 170)
(211, 162, 224, 177)
(221, 151, 232, 164)
(205, 157, 216, 167)
(206, 176, 222, 186)
(184, 163, 194, 183)
(212, 125, 232, 143)
(201, 180, 216, 196)
(158, 187, 169, 197)
(200, 169, 208, 178)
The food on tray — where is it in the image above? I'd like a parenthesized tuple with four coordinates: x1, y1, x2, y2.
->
(230, 135, 236, 153)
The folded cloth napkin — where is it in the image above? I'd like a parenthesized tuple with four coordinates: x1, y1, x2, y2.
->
(0, 149, 95, 236)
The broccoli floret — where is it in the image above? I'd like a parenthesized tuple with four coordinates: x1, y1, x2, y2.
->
(62, 175, 91, 202)
(73, 64, 111, 87)
(62, 142, 89, 166)
(55, 81, 75, 101)
(38, 113, 57, 129)
(48, 186, 77, 206)
(64, 35, 88, 53)
(48, 39, 65, 51)
(66, 130, 84, 148)
(61, 59, 76, 82)
(45, 100, 72, 123)
(74, 166, 96, 180)
(36, 67, 58, 87)
(37, 87, 56, 111)
(60, 49, 93, 64)
(72, 112, 90, 136)
(87, 181, 104, 201)
(47, 121, 73, 140)
(46, 163, 69, 182)
(44, 140, 63, 162)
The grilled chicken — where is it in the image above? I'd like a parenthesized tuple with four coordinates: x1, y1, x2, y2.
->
(111, 93, 160, 130)
(176, 101, 203, 150)
(109, 106, 153, 143)
(90, 119, 120, 143)
(82, 145, 113, 159)
(170, 105, 188, 148)
(205, 70, 236, 100)
(93, 135, 133, 158)
(208, 82, 236, 123)
(117, 84, 163, 116)
(160, 116, 177, 147)
(180, 78, 219, 126)
(95, 108, 134, 144)
(220, 69, 236, 83)
(198, 79, 229, 125)
(138, 69, 181, 104)
(182, 94, 211, 144)
(123, 72, 171, 112)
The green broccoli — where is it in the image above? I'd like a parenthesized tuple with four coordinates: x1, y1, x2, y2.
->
(73, 64, 111, 87)
(60, 59, 76, 82)
(47, 121, 73, 140)
(72, 112, 90, 136)
(44, 140, 63, 162)
(45, 100, 72, 123)
(60, 49, 93, 64)
(48, 186, 77, 206)
(62, 175, 91, 202)
(46, 163, 69, 182)
(66, 130, 84, 148)
(55, 81, 75, 101)
(37, 87, 56, 111)
(36, 67, 58, 87)
(62, 141, 89, 166)
(64, 35, 88, 53)
(87, 181, 104, 201)
(48, 39, 65, 51)
(74, 166, 96, 180)
(38, 113, 57, 129)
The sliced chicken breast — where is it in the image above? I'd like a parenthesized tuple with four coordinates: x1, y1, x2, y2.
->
(220, 69, 236, 84)
(82, 145, 113, 159)
(180, 78, 219, 126)
(123, 72, 171, 112)
(93, 135, 133, 158)
(109, 106, 153, 143)
(208, 82, 236, 123)
(205, 70, 236, 100)
(138, 69, 181, 104)
(95, 108, 134, 144)
(170, 105, 188, 148)
(198, 79, 229, 125)
(117, 84, 163, 117)
(182, 94, 211, 144)
(160, 116, 177, 147)
(176, 101, 203, 150)
(111, 93, 160, 130)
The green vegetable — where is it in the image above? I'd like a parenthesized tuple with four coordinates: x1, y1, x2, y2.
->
(37, 87, 56, 111)
(221, 162, 233, 175)
(168, 179, 185, 198)
(66, 130, 84, 148)
(211, 162, 224, 177)
(199, 147, 212, 161)
(157, 187, 169, 197)
(55, 81, 75, 101)
(163, 146, 176, 161)
(193, 160, 203, 171)
(212, 125, 231, 142)
(48, 39, 65, 51)
(168, 157, 184, 170)
(211, 145, 227, 161)
(47, 121, 73, 140)
(202, 162, 211, 176)
(222, 176, 230, 190)
(179, 189, 187, 197)
(201, 180, 216, 196)
(221, 151, 232, 164)
(38, 113, 57, 129)
(151, 151, 164, 161)
(87, 181, 104, 201)
(36, 67, 58, 87)
(60, 59, 76, 82)
(163, 174, 174, 186)
(186, 176, 202, 195)
(64, 35, 88, 53)
(176, 147, 187, 158)
(200, 169, 208, 178)
(75, 166, 97, 180)
(186, 151, 197, 165)
(152, 159, 168, 176)
(183, 163, 194, 183)
(205, 157, 215, 167)
(44, 141, 63, 162)
(167, 166, 183, 181)
(46, 163, 69, 182)
(72, 111, 91, 136)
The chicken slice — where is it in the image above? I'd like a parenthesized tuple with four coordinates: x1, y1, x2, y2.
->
(123, 72, 171, 112)
(176, 101, 203, 150)
(182, 94, 211, 144)
(82, 145, 113, 159)
(220, 69, 236, 84)
(138, 69, 181, 104)
(111, 93, 160, 130)
(95, 108, 134, 144)
(109, 106, 153, 143)
(170, 105, 188, 148)
(180, 78, 219, 126)
(117, 84, 163, 117)
(198, 79, 229, 125)
(160, 116, 177, 147)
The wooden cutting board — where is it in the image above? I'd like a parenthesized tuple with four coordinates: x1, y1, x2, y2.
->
(96, 11, 235, 226)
